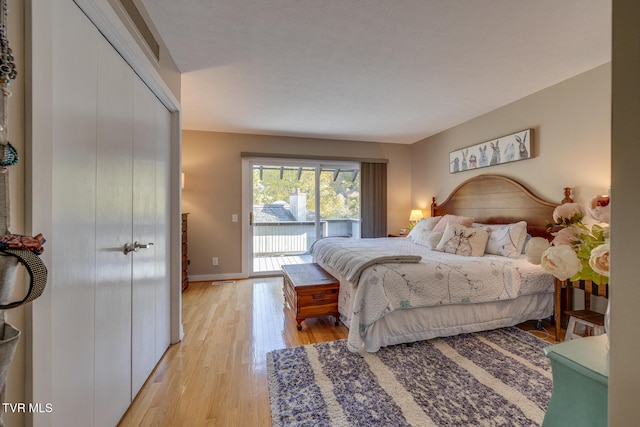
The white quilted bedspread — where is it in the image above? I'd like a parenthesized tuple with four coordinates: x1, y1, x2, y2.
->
(311, 237, 554, 352)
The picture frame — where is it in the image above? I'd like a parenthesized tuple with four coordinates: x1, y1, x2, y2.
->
(449, 129, 532, 173)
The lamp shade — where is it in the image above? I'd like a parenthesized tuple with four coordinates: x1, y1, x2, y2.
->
(409, 209, 424, 222)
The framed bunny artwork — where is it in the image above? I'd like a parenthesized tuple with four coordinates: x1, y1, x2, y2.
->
(449, 129, 532, 173)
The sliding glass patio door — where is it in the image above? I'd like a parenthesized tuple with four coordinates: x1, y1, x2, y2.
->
(248, 159, 360, 275)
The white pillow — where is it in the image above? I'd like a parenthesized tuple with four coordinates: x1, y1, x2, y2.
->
(483, 221, 528, 258)
(432, 214, 475, 233)
(436, 223, 490, 257)
(407, 216, 442, 241)
(412, 231, 444, 250)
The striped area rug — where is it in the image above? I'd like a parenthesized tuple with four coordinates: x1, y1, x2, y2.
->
(267, 327, 552, 426)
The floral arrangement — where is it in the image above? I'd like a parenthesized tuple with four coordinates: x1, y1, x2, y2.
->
(531, 195, 610, 285)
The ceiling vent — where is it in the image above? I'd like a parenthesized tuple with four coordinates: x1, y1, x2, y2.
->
(119, 0, 160, 61)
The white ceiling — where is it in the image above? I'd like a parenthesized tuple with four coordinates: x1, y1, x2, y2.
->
(140, 0, 611, 144)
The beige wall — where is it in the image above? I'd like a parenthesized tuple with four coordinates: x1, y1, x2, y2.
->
(410, 64, 611, 210)
(182, 131, 412, 278)
(610, 0, 640, 424)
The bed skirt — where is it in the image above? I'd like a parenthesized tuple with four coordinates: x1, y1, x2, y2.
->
(322, 263, 553, 352)
(359, 292, 553, 352)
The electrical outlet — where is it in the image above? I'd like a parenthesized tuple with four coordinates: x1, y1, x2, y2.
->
(232, 214, 238, 222)
(212, 257, 219, 266)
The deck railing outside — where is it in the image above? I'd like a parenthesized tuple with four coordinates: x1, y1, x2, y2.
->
(252, 219, 360, 256)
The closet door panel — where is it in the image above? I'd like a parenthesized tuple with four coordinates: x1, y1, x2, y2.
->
(51, 1, 98, 424)
(46, 1, 175, 425)
(131, 78, 159, 396)
(155, 102, 172, 358)
(94, 35, 134, 427)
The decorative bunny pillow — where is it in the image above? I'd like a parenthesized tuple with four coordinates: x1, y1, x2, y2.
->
(436, 223, 490, 257)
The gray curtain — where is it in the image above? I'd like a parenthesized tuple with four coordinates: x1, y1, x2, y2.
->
(360, 162, 387, 238)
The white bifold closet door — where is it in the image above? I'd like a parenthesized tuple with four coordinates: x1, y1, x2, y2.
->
(131, 70, 172, 397)
(94, 35, 135, 425)
(51, 1, 171, 426)
(51, 2, 100, 424)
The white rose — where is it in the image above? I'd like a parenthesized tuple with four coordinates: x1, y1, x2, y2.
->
(540, 245, 582, 281)
(587, 195, 610, 224)
(525, 237, 551, 265)
(551, 225, 582, 246)
(589, 243, 610, 277)
(553, 203, 585, 223)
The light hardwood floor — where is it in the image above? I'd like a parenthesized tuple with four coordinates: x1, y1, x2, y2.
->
(118, 277, 558, 426)
(118, 278, 348, 426)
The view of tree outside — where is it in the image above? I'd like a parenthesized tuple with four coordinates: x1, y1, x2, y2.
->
(253, 165, 360, 220)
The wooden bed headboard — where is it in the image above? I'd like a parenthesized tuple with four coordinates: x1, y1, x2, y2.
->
(431, 174, 564, 238)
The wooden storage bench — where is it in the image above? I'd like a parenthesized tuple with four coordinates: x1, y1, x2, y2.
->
(282, 263, 340, 331)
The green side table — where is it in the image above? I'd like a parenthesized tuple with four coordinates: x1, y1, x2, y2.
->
(543, 335, 608, 427)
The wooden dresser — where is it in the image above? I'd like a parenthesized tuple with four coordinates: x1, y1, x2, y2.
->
(181, 213, 189, 291)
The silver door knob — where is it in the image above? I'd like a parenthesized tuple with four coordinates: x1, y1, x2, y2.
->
(134, 241, 154, 249)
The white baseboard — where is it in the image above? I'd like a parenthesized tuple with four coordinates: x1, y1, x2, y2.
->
(189, 271, 285, 282)
(189, 273, 248, 282)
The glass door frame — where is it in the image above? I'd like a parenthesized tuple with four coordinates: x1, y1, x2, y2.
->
(242, 156, 359, 277)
